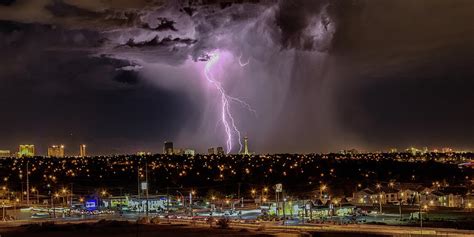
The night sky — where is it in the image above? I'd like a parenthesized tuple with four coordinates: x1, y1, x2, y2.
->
(0, 0, 473, 155)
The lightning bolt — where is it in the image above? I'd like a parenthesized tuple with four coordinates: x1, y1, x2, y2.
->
(203, 50, 255, 154)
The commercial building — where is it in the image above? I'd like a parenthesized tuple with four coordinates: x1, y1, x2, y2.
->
(184, 149, 195, 156)
(173, 148, 183, 155)
(0, 150, 10, 158)
(48, 145, 65, 157)
(216, 147, 225, 155)
(137, 151, 151, 156)
(79, 144, 87, 157)
(164, 141, 173, 155)
(208, 147, 215, 155)
(18, 145, 35, 157)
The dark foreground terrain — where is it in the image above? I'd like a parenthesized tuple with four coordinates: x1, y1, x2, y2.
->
(1, 219, 473, 237)
(0, 220, 275, 237)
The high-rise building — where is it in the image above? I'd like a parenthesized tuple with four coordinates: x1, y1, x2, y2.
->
(442, 147, 453, 153)
(388, 148, 398, 153)
(422, 147, 428, 154)
(208, 147, 215, 155)
(164, 141, 173, 155)
(406, 147, 421, 156)
(174, 148, 183, 155)
(48, 145, 65, 158)
(137, 151, 151, 156)
(216, 147, 225, 156)
(184, 149, 195, 156)
(18, 145, 35, 157)
(242, 136, 250, 155)
(0, 150, 10, 158)
(79, 144, 86, 157)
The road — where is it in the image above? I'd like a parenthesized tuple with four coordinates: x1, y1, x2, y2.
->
(1, 212, 474, 237)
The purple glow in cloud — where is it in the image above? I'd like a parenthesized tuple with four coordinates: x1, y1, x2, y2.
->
(203, 50, 256, 154)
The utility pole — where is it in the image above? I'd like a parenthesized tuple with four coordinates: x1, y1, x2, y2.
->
(189, 191, 193, 217)
(145, 159, 149, 217)
(137, 162, 140, 202)
(238, 182, 243, 207)
(399, 199, 402, 220)
(166, 187, 170, 213)
(51, 194, 56, 218)
(26, 160, 29, 206)
(237, 182, 241, 204)
(275, 190, 279, 216)
(70, 183, 74, 208)
(419, 193, 423, 235)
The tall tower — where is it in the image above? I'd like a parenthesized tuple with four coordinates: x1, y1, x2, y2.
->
(164, 141, 173, 155)
(79, 144, 87, 157)
(243, 136, 249, 155)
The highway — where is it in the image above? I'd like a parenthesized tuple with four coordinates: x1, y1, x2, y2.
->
(1, 213, 474, 237)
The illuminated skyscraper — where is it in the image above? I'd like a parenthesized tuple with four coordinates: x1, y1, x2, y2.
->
(164, 141, 173, 155)
(184, 149, 195, 156)
(18, 145, 35, 157)
(0, 150, 11, 158)
(208, 147, 215, 155)
(216, 147, 225, 156)
(79, 144, 86, 157)
(48, 145, 65, 158)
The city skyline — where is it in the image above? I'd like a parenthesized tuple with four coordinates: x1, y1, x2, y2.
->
(0, 141, 469, 157)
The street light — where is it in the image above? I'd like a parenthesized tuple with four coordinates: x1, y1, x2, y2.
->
(189, 190, 195, 217)
(320, 185, 327, 198)
(14, 198, 20, 212)
(61, 188, 67, 206)
(251, 189, 257, 208)
(31, 187, 39, 206)
(376, 184, 382, 213)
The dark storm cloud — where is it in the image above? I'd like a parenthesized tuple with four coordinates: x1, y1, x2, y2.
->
(0, 16, 196, 155)
(0, 0, 473, 154)
(327, 0, 474, 151)
(113, 70, 140, 85)
(0, 0, 15, 6)
(142, 17, 178, 31)
(275, 0, 337, 52)
(45, 0, 99, 18)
